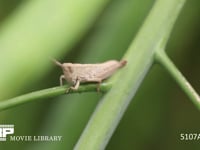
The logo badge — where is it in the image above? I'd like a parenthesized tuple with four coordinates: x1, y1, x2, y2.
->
(0, 125, 14, 141)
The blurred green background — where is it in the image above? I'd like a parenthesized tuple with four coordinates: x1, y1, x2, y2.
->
(0, 0, 199, 150)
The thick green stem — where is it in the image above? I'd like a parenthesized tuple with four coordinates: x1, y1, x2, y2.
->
(155, 50, 200, 110)
(74, 0, 186, 149)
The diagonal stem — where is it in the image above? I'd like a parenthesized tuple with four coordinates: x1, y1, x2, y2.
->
(155, 50, 200, 110)
(0, 82, 112, 111)
(74, 0, 186, 149)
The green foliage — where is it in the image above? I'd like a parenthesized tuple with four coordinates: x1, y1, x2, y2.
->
(0, 0, 200, 150)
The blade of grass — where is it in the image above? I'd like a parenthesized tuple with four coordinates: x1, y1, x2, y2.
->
(74, 0, 186, 149)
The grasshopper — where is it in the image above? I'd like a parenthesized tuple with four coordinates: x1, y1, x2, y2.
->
(53, 59, 127, 92)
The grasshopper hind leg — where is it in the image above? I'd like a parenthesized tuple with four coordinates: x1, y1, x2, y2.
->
(66, 78, 102, 93)
(66, 78, 80, 93)
(71, 79, 80, 90)
(86, 78, 102, 92)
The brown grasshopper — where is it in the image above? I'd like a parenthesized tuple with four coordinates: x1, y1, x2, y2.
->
(53, 59, 127, 92)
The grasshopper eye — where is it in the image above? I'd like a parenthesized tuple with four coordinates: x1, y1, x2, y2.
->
(67, 66, 73, 73)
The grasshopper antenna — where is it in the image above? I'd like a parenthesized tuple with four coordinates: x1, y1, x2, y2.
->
(50, 57, 63, 68)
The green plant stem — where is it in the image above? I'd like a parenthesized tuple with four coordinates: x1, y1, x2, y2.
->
(0, 83, 111, 111)
(155, 50, 200, 110)
(74, 0, 186, 149)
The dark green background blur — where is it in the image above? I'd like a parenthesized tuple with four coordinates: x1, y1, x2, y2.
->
(0, 0, 200, 150)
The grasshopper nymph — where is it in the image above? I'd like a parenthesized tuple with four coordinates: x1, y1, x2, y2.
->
(53, 59, 127, 92)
